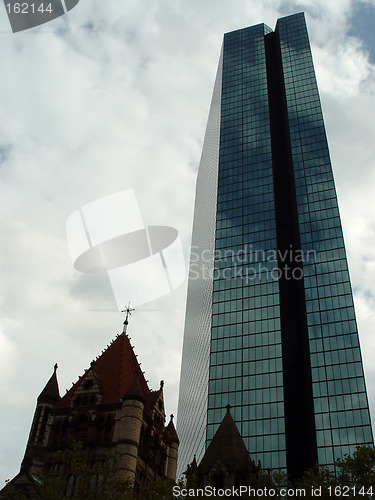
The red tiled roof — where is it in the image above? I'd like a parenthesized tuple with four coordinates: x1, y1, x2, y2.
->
(55, 333, 150, 408)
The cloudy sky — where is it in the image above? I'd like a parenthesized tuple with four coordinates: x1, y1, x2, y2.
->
(0, 0, 375, 484)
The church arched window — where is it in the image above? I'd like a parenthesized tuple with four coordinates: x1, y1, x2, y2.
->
(73, 414, 89, 444)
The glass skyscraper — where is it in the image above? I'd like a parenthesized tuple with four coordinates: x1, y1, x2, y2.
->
(177, 12, 373, 479)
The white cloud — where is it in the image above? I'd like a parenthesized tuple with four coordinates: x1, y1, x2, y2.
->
(0, 328, 17, 400)
(313, 37, 372, 96)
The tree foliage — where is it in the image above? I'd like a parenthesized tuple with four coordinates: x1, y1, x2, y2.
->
(289, 445, 375, 499)
(336, 445, 375, 491)
(3, 445, 375, 499)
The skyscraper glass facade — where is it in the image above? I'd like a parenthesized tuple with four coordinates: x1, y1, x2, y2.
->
(177, 12, 373, 479)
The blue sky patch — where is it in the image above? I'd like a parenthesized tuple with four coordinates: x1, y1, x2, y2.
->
(349, 1, 375, 64)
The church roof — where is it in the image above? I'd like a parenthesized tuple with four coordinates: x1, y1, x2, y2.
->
(198, 407, 254, 474)
(55, 333, 150, 408)
(38, 364, 60, 404)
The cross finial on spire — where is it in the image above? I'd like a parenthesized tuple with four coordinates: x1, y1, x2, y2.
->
(121, 302, 135, 334)
(226, 403, 231, 413)
(170, 414, 174, 422)
(54, 363, 58, 373)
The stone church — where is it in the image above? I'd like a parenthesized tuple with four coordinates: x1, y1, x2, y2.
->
(1, 322, 179, 497)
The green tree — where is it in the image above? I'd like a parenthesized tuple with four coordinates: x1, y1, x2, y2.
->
(40, 438, 132, 500)
(293, 465, 337, 499)
(132, 478, 177, 500)
(336, 445, 375, 498)
(289, 445, 375, 499)
(1, 439, 132, 500)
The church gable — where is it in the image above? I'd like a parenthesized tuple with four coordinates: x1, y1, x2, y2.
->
(146, 382, 166, 427)
(70, 369, 103, 409)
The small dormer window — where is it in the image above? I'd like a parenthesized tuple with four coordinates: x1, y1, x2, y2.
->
(83, 380, 93, 390)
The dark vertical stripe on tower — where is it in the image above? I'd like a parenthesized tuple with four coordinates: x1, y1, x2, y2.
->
(265, 31, 318, 478)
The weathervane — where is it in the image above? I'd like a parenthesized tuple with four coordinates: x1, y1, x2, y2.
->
(121, 302, 135, 334)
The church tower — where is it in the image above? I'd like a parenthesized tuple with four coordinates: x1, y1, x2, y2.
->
(1, 315, 178, 497)
(114, 375, 145, 483)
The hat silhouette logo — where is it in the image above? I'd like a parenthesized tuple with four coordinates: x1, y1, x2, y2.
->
(66, 190, 186, 309)
(3, 0, 79, 32)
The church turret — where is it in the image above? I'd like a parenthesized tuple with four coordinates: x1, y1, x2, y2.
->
(28, 364, 60, 447)
(22, 364, 61, 474)
(37, 363, 60, 405)
(165, 414, 179, 480)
